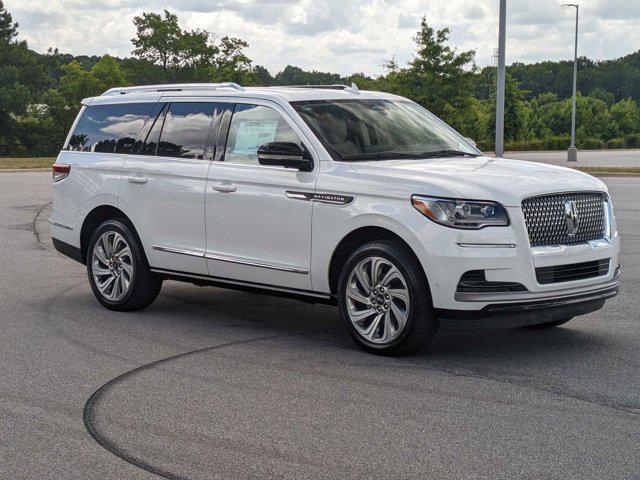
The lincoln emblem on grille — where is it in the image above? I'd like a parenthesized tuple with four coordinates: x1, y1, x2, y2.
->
(564, 200, 579, 236)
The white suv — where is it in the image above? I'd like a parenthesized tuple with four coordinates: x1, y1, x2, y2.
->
(50, 82, 620, 355)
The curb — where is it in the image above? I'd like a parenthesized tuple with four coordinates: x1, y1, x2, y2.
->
(0, 168, 51, 173)
(581, 172, 640, 178)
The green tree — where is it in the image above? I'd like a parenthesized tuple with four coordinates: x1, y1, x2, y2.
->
(0, 0, 17, 42)
(131, 10, 254, 83)
(610, 98, 640, 136)
(16, 56, 128, 155)
(131, 10, 183, 74)
(253, 65, 273, 86)
(208, 36, 254, 84)
(0, 1, 49, 149)
(590, 87, 615, 107)
(488, 74, 528, 142)
(378, 17, 477, 135)
(274, 65, 343, 85)
(119, 57, 166, 85)
(90, 55, 126, 88)
(58, 60, 102, 105)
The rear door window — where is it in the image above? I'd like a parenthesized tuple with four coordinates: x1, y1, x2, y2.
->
(67, 103, 155, 153)
(156, 103, 216, 159)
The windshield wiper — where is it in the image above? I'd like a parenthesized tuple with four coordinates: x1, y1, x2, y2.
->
(340, 152, 424, 161)
(419, 149, 480, 158)
(340, 150, 480, 162)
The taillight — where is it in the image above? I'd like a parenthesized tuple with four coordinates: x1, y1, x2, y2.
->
(52, 164, 70, 182)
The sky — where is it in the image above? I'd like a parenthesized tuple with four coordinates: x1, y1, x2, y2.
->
(10, 0, 640, 76)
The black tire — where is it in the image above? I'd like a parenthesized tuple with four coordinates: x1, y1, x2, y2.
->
(525, 317, 574, 329)
(337, 239, 438, 356)
(86, 219, 162, 311)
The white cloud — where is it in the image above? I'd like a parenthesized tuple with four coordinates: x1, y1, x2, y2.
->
(8, 0, 640, 76)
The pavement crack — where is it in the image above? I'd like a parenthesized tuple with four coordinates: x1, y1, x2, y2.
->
(32, 200, 52, 250)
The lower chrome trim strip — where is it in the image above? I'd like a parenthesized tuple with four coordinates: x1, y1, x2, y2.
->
(455, 276, 620, 303)
(150, 268, 329, 299)
(204, 253, 309, 274)
(48, 219, 73, 231)
(152, 245, 204, 258)
(457, 243, 516, 248)
(483, 287, 618, 312)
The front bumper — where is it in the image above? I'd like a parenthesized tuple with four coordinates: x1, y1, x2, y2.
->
(437, 273, 619, 330)
(411, 204, 621, 311)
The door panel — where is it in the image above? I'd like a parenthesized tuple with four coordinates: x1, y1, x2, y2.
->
(119, 101, 224, 275)
(120, 156, 210, 274)
(205, 102, 317, 290)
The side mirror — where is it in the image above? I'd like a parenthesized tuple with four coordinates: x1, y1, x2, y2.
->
(257, 142, 313, 172)
(465, 137, 477, 148)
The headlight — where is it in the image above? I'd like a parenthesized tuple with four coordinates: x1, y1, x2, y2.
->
(412, 195, 510, 229)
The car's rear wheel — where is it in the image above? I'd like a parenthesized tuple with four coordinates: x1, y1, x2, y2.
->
(87, 219, 162, 311)
(337, 239, 438, 355)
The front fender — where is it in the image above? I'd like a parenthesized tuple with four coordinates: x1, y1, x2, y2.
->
(310, 197, 435, 295)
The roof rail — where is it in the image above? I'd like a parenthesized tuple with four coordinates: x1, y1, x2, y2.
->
(101, 82, 245, 96)
(286, 83, 361, 94)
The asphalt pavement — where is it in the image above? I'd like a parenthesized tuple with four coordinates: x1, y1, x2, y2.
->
(1, 171, 639, 479)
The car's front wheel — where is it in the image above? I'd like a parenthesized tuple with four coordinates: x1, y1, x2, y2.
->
(337, 240, 438, 355)
(87, 219, 162, 311)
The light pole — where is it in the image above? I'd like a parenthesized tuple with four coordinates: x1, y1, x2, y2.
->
(495, 0, 507, 157)
(563, 3, 579, 162)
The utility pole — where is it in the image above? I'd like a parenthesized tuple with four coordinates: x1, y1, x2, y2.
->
(495, 0, 507, 157)
(563, 3, 579, 162)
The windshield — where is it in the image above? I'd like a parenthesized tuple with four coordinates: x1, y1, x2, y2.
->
(291, 99, 480, 161)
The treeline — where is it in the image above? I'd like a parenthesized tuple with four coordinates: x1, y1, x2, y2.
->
(1, 2, 639, 157)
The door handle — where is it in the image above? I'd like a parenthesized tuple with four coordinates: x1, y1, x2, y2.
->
(127, 176, 148, 184)
(211, 182, 237, 193)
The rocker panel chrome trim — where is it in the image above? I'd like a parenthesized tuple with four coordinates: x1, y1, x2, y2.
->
(151, 245, 205, 258)
(204, 253, 309, 274)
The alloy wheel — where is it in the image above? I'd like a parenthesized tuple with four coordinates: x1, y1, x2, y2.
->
(91, 231, 134, 302)
(345, 256, 410, 344)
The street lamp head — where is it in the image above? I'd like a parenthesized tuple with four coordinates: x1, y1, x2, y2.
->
(562, 3, 579, 7)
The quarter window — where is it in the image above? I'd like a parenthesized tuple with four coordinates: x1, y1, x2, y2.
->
(224, 104, 302, 166)
(156, 103, 216, 159)
(67, 103, 154, 154)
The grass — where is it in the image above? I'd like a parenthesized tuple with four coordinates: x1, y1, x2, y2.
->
(0, 157, 56, 170)
(572, 166, 640, 175)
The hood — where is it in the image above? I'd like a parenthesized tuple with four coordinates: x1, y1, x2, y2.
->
(349, 155, 607, 206)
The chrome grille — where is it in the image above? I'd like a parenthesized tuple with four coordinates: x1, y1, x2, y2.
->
(522, 192, 606, 247)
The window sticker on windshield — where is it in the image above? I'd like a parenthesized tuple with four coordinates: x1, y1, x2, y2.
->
(233, 120, 278, 155)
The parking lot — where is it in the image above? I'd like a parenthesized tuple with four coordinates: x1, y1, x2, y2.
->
(1, 170, 639, 479)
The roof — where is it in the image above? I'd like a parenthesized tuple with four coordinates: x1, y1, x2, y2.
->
(83, 83, 403, 106)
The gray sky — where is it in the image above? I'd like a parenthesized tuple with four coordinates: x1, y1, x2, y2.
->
(11, 0, 640, 76)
